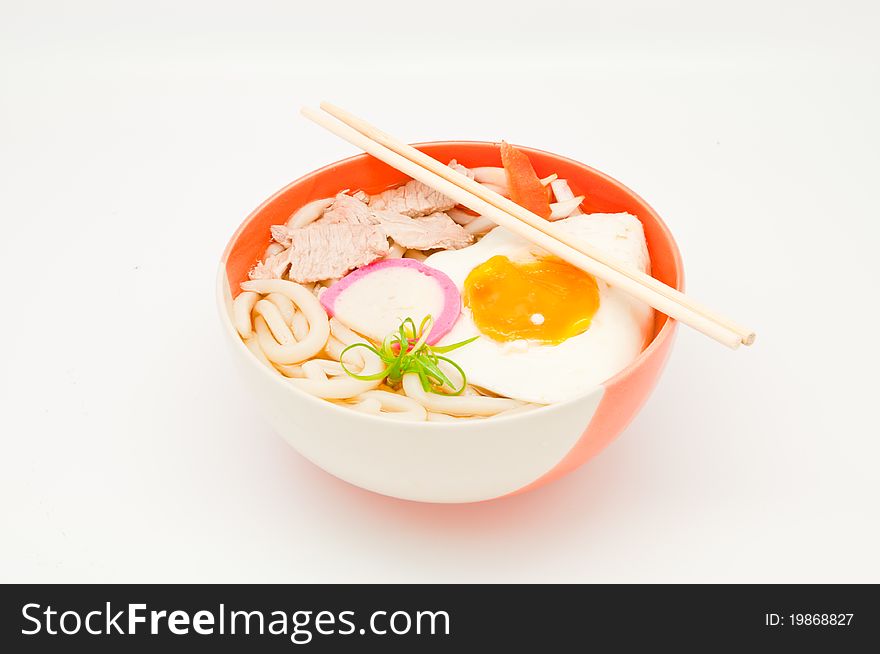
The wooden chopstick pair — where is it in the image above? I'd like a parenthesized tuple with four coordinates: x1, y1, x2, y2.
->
(301, 102, 755, 350)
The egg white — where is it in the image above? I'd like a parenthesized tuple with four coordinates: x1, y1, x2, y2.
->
(423, 213, 654, 404)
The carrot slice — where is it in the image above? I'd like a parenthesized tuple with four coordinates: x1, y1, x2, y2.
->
(500, 141, 552, 219)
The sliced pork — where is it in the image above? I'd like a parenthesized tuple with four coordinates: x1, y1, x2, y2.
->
(372, 210, 473, 251)
(249, 250, 291, 280)
(250, 170, 478, 284)
(318, 192, 374, 226)
(369, 179, 457, 217)
(270, 224, 296, 246)
(448, 159, 475, 180)
(250, 223, 390, 283)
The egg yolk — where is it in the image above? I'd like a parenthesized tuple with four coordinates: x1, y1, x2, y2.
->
(462, 255, 600, 345)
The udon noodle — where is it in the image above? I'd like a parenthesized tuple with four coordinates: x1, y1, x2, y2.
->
(233, 279, 526, 420)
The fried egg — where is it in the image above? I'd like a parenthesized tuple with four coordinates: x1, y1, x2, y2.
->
(423, 213, 654, 404)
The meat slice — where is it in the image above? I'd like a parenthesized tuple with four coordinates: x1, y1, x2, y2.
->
(317, 192, 374, 226)
(270, 224, 295, 246)
(372, 210, 473, 251)
(447, 159, 475, 180)
(284, 223, 390, 283)
(248, 177, 475, 284)
(249, 221, 391, 283)
(369, 179, 457, 217)
(249, 249, 291, 280)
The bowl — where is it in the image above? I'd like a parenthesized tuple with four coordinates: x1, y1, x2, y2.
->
(216, 141, 682, 503)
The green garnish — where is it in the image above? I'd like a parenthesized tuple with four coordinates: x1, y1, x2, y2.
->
(340, 316, 477, 395)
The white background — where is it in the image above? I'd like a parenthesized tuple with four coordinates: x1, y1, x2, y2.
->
(2, 0, 878, 582)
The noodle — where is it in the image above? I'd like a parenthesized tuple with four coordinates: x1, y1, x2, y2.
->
(265, 292, 296, 325)
(403, 249, 427, 261)
(282, 316, 385, 399)
(353, 390, 427, 421)
(253, 299, 295, 345)
(387, 243, 406, 258)
(446, 208, 478, 226)
(323, 335, 347, 361)
(301, 360, 328, 381)
(287, 197, 335, 228)
(479, 182, 509, 197)
(329, 318, 369, 348)
(287, 355, 383, 399)
(291, 311, 309, 341)
(494, 403, 542, 418)
(401, 373, 520, 417)
(463, 216, 495, 235)
(472, 166, 507, 186)
(241, 279, 330, 364)
(352, 397, 383, 414)
(273, 362, 306, 378)
(426, 412, 480, 422)
(236, 280, 537, 417)
(314, 359, 345, 376)
(232, 291, 259, 338)
(243, 336, 275, 370)
(253, 316, 322, 365)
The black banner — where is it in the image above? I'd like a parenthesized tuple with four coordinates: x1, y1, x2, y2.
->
(1, 584, 876, 651)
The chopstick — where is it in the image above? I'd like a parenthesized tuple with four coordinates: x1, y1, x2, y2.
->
(319, 101, 756, 349)
(301, 104, 755, 350)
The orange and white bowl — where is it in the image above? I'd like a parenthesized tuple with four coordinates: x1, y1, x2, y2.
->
(216, 142, 682, 503)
